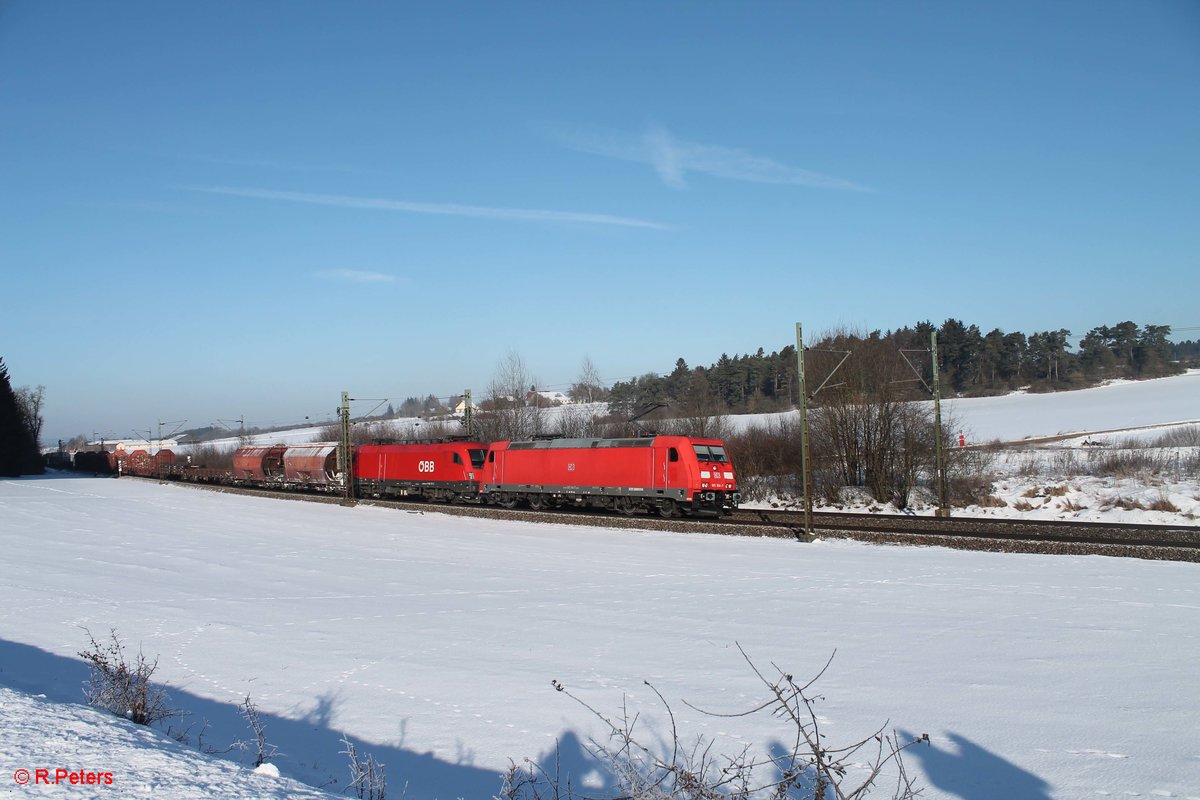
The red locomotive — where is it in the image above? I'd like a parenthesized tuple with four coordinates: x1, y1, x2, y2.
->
(355, 441, 488, 502)
(482, 435, 738, 516)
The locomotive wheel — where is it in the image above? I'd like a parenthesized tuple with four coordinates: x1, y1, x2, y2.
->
(658, 500, 677, 518)
(528, 495, 545, 510)
(616, 497, 638, 516)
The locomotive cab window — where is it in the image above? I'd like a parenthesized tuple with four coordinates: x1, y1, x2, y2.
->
(693, 445, 729, 463)
(669, 447, 679, 462)
(452, 453, 463, 465)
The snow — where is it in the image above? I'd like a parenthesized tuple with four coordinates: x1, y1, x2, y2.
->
(4, 371, 1199, 799)
(0, 687, 330, 798)
(941, 371, 1200, 444)
(1, 474, 1199, 800)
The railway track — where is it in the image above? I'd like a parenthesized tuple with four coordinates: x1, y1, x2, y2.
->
(143, 475, 1200, 563)
(725, 508, 1200, 562)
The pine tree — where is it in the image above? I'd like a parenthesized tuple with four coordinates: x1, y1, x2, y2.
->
(0, 357, 43, 476)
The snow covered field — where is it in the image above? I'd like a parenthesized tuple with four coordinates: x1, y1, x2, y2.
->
(1, 474, 1199, 800)
(3, 372, 1197, 798)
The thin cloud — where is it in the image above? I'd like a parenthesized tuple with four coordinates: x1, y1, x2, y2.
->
(187, 186, 672, 230)
(315, 269, 397, 284)
(186, 154, 382, 176)
(542, 122, 869, 192)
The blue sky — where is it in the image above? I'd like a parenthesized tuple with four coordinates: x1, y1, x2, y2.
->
(2, 1, 1197, 444)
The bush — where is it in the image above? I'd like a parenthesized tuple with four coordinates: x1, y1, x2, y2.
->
(341, 734, 386, 800)
(78, 628, 177, 726)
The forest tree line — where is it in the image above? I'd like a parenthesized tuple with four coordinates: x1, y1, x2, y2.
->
(604, 320, 1191, 419)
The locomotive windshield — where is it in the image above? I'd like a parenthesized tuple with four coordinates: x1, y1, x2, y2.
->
(692, 445, 729, 463)
(468, 449, 486, 469)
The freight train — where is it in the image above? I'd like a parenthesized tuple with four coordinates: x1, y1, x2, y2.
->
(76, 435, 740, 517)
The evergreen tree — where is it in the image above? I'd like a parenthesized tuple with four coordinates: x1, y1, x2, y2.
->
(0, 357, 43, 476)
(1135, 325, 1173, 376)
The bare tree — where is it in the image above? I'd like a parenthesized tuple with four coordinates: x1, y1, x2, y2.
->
(15, 384, 45, 449)
(569, 356, 608, 403)
(481, 351, 544, 441)
(556, 404, 607, 438)
(807, 331, 938, 508)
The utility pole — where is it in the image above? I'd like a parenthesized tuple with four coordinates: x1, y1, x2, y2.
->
(463, 388, 473, 437)
(931, 331, 949, 517)
(338, 391, 355, 502)
(795, 323, 814, 539)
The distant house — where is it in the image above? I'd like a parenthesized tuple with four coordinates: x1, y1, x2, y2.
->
(526, 389, 571, 406)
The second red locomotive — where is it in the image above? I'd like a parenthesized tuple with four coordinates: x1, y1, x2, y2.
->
(482, 435, 738, 516)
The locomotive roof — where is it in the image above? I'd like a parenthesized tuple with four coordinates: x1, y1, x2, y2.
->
(508, 437, 662, 450)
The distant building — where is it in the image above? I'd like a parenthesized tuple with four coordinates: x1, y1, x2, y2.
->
(526, 390, 571, 406)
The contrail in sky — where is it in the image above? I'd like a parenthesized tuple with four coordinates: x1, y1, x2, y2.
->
(188, 186, 673, 230)
(541, 122, 870, 192)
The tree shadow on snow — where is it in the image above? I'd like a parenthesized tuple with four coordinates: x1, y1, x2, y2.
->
(899, 729, 1052, 800)
(0, 637, 607, 799)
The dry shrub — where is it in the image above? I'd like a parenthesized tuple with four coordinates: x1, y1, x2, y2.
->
(1012, 500, 1035, 512)
(186, 444, 234, 470)
(1148, 425, 1200, 448)
(1147, 493, 1180, 513)
(1086, 449, 1170, 478)
(1022, 484, 1070, 499)
(1049, 450, 1082, 476)
(1102, 497, 1146, 511)
(1060, 498, 1088, 512)
(976, 494, 1007, 508)
(1015, 455, 1044, 477)
(78, 628, 177, 726)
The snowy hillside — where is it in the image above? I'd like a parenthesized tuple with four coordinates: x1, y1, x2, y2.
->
(196, 370, 1200, 451)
